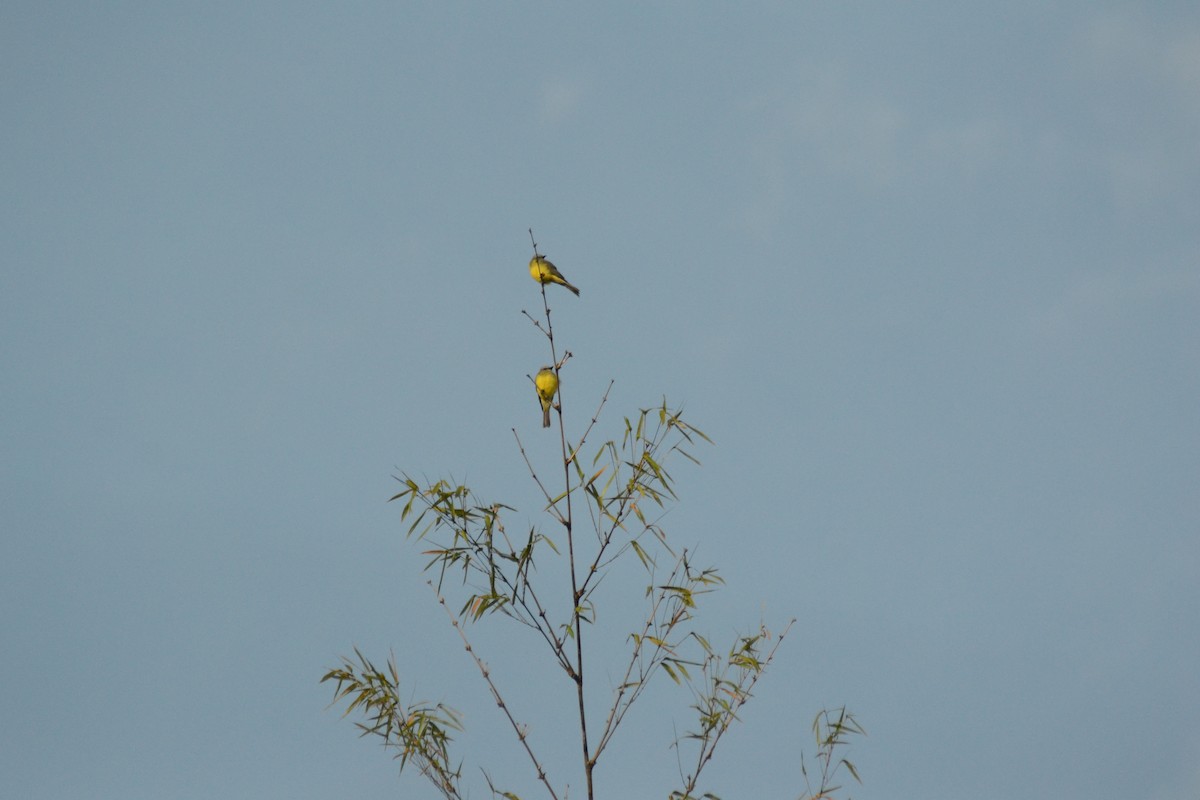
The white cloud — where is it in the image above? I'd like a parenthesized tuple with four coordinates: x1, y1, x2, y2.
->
(734, 9, 1200, 234)
(731, 69, 916, 237)
(1069, 9, 1200, 208)
(537, 76, 584, 126)
(1019, 267, 1200, 347)
(753, 70, 909, 190)
(918, 117, 1019, 180)
(733, 67, 1020, 236)
(1077, 7, 1200, 94)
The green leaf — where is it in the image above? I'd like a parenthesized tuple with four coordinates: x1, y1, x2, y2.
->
(630, 539, 653, 570)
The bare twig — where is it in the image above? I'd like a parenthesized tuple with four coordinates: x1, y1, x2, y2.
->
(430, 580, 561, 800)
(593, 557, 687, 758)
(513, 428, 568, 525)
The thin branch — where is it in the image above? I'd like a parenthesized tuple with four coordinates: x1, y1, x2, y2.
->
(569, 379, 615, 469)
(430, 580, 561, 800)
(490, 508, 576, 679)
(513, 427, 567, 525)
(593, 557, 687, 758)
(677, 619, 796, 797)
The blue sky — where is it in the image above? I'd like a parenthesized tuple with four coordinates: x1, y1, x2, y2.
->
(2, 2, 1198, 798)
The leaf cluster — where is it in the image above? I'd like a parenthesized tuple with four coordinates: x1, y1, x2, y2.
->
(321, 648, 464, 799)
(799, 707, 866, 800)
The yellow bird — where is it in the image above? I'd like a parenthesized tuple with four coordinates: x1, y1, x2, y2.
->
(529, 255, 580, 296)
(535, 367, 559, 428)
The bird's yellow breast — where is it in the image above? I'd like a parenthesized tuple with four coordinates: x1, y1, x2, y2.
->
(535, 368, 558, 399)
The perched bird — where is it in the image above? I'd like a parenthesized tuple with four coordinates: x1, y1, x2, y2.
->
(529, 255, 580, 296)
(535, 367, 559, 428)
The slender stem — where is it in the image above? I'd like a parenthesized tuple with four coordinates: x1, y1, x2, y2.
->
(430, 581, 560, 800)
(512, 427, 568, 526)
(538, 280, 593, 799)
